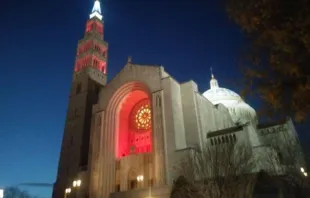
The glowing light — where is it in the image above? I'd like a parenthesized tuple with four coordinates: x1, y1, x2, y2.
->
(137, 175, 144, 182)
(76, 180, 82, 187)
(134, 105, 151, 130)
(304, 172, 308, 177)
(65, 188, 71, 193)
(115, 88, 152, 158)
(90, 12, 103, 20)
(92, 0, 101, 14)
(301, 167, 305, 173)
(73, 180, 81, 187)
(90, 0, 103, 20)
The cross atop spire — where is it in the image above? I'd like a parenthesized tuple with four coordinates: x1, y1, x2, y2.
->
(127, 56, 132, 63)
(90, 0, 103, 20)
(210, 67, 214, 78)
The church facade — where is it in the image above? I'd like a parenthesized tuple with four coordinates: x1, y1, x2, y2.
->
(52, 1, 304, 198)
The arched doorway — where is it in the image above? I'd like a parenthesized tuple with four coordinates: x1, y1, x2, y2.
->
(106, 81, 153, 159)
(128, 169, 138, 190)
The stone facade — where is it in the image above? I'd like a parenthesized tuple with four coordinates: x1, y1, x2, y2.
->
(52, 3, 108, 197)
(86, 64, 244, 198)
(53, 67, 105, 198)
(53, 2, 304, 198)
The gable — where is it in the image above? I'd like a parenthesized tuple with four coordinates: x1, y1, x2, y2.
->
(98, 64, 163, 109)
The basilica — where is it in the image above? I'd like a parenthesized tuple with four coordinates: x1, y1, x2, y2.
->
(52, 1, 304, 198)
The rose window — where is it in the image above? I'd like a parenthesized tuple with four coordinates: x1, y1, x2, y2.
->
(134, 104, 151, 130)
(129, 99, 152, 131)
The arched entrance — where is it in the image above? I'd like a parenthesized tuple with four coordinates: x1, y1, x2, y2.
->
(128, 168, 138, 189)
(106, 81, 153, 159)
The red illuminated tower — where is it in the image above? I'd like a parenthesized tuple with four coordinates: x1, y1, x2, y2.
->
(52, 1, 107, 197)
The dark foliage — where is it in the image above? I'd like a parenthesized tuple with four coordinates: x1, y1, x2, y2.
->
(170, 176, 202, 198)
(226, 0, 310, 122)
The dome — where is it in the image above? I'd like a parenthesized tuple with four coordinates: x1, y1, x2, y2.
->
(203, 87, 242, 105)
(202, 73, 257, 125)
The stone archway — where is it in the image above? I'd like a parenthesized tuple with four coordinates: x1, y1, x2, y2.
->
(127, 168, 138, 190)
(105, 81, 153, 159)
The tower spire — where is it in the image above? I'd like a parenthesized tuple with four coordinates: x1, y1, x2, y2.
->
(90, 0, 103, 20)
(210, 67, 214, 78)
(74, 0, 107, 73)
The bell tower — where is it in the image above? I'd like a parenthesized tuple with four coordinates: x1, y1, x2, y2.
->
(52, 1, 108, 198)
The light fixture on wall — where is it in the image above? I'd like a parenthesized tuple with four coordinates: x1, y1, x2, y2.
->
(300, 167, 308, 177)
(64, 188, 71, 198)
(137, 175, 144, 182)
(73, 179, 82, 187)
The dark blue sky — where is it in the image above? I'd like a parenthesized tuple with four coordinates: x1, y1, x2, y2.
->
(0, 0, 308, 197)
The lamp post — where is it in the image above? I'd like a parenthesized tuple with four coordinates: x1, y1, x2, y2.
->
(137, 175, 144, 188)
(72, 180, 81, 198)
(64, 188, 71, 198)
(301, 167, 305, 173)
(300, 167, 308, 177)
(72, 180, 81, 188)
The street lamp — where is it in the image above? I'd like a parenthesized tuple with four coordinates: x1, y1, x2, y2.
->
(72, 179, 81, 197)
(300, 167, 308, 177)
(137, 175, 144, 182)
(64, 188, 71, 198)
(73, 180, 81, 188)
(137, 175, 144, 188)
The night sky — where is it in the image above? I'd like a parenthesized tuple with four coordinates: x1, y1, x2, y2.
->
(0, 0, 308, 197)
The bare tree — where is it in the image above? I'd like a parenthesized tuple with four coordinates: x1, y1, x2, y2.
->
(3, 187, 40, 198)
(171, 142, 258, 198)
(259, 131, 309, 197)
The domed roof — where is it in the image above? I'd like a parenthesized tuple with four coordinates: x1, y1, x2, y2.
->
(202, 72, 257, 124)
(203, 87, 242, 104)
(202, 74, 243, 105)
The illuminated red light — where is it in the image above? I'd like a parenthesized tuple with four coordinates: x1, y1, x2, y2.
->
(117, 90, 152, 158)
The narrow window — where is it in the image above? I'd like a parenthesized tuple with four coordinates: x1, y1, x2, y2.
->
(70, 136, 73, 145)
(129, 180, 137, 189)
(76, 83, 82, 94)
(97, 115, 101, 126)
(156, 95, 162, 107)
(225, 136, 229, 143)
(115, 184, 120, 192)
